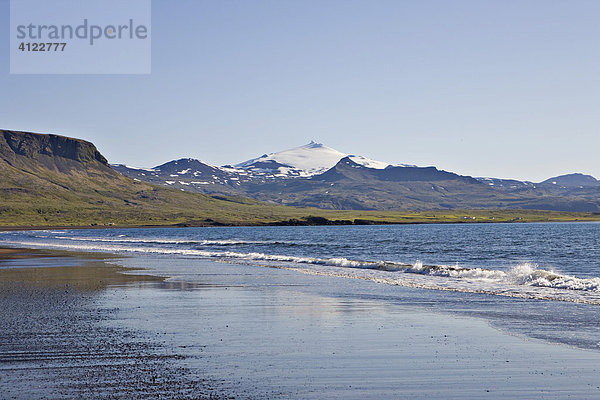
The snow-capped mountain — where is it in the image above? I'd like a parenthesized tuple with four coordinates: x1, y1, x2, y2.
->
(111, 142, 600, 212)
(236, 141, 412, 177)
(236, 141, 347, 177)
(113, 141, 415, 186)
(111, 142, 414, 195)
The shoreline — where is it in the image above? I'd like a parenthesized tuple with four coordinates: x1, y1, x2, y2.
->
(0, 247, 230, 399)
(0, 214, 599, 232)
(2, 245, 600, 398)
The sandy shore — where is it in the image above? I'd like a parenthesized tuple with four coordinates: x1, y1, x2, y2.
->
(2, 247, 600, 399)
(0, 248, 229, 399)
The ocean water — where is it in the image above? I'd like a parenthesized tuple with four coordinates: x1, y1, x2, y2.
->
(2, 222, 600, 350)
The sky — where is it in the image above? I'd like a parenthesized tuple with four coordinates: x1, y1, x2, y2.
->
(1, 0, 599, 182)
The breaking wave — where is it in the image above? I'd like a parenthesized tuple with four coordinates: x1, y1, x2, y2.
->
(5, 237, 600, 303)
(53, 236, 277, 246)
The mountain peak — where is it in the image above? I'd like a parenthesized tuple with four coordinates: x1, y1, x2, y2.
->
(305, 140, 324, 148)
(234, 141, 416, 177)
(541, 173, 599, 187)
(236, 142, 347, 176)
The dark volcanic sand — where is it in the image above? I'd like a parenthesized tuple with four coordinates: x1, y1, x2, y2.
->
(0, 249, 229, 399)
(3, 247, 600, 399)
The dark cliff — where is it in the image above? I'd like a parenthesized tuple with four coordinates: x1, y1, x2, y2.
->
(0, 130, 114, 175)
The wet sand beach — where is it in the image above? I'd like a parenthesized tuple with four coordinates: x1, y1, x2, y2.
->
(1, 247, 600, 399)
(0, 248, 227, 399)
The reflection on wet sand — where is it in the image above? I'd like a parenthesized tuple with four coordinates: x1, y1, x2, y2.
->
(0, 262, 163, 292)
(0, 248, 228, 400)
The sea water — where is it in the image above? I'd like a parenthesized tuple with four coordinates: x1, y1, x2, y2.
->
(2, 222, 600, 350)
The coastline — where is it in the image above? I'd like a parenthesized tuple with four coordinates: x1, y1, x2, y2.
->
(0, 209, 599, 232)
(0, 247, 231, 399)
(2, 244, 600, 398)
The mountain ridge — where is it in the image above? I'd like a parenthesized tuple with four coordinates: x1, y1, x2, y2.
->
(117, 141, 598, 187)
(0, 130, 332, 226)
(113, 142, 600, 212)
(2, 129, 599, 227)
(540, 173, 600, 188)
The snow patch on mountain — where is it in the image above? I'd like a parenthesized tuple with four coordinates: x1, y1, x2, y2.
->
(115, 164, 156, 172)
(347, 155, 389, 169)
(347, 155, 415, 169)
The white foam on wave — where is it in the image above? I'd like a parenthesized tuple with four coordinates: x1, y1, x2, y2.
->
(4, 238, 600, 303)
(401, 261, 600, 292)
(51, 236, 269, 246)
(506, 263, 600, 291)
(282, 265, 600, 305)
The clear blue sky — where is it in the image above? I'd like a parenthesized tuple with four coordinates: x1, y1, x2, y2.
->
(1, 0, 599, 181)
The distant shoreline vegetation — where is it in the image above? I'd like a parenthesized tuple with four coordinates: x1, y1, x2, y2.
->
(1, 210, 599, 231)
